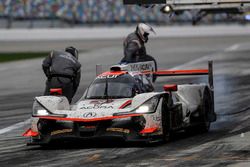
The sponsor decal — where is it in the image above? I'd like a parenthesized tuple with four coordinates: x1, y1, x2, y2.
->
(80, 126, 96, 129)
(130, 63, 154, 72)
(106, 128, 130, 134)
(51, 129, 72, 136)
(80, 104, 114, 110)
(97, 75, 119, 79)
(83, 112, 97, 118)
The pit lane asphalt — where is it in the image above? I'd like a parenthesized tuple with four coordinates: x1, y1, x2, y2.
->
(0, 36, 250, 167)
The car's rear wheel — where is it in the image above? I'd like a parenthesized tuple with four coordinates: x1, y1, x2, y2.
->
(197, 88, 211, 132)
(185, 88, 212, 134)
(161, 96, 171, 143)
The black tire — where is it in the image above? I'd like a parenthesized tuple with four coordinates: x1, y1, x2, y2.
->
(161, 96, 171, 143)
(185, 88, 212, 134)
(196, 88, 212, 133)
(35, 119, 55, 145)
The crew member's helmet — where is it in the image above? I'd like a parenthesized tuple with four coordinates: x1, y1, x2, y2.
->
(65, 46, 79, 59)
(136, 23, 156, 43)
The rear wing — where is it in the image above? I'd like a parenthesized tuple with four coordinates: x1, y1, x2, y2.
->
(95, 61, 156, 76)
(153, 61, 214, 90)
(96, 61, 213, 89)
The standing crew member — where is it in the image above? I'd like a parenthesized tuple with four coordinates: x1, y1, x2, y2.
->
(42, 46, 81, 103)
(121, 23, 156, 63)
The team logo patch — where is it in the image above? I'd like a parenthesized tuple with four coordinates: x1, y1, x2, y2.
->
(80, 102, 114, 110)
(83, 112, 97, 118)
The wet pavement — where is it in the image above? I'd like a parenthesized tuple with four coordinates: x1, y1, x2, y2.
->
(0, 36, 250, 167)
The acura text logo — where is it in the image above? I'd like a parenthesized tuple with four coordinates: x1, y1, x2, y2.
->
(83, 112, 97, 118)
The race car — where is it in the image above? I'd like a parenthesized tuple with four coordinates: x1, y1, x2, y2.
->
(23, 61, 216, 145)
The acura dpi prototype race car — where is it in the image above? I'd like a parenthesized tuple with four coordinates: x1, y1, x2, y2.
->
(23, 61, 216, 145)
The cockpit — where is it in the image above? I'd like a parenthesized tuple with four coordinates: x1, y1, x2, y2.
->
(85, 73, 140, 99)
(85, 73, 152, 99)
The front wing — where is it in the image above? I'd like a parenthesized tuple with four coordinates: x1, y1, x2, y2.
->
(24, 96, 167, 145)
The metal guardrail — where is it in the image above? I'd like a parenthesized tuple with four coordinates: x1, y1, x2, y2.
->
(166, 0, 250, 4)
(166, 0, 250, 11)
(124, 0, 250, 13)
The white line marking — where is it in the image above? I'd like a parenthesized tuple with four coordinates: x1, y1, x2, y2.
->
(171, 43, 241, 70)
(170, 55, 213, 70)
(225, 44, 239, 52)
(0, 119, 30, 135)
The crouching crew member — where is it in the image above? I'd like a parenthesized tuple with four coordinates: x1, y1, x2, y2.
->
(42, 46, 81, 103)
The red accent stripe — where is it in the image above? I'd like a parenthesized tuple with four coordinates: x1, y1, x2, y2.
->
(99, 71, 128, 77)
(22, 128, 39, 137)
(37, 113, 142, 122)
(140, 127, 158, 134)
(154, 69, 209, 76)
(119, 100, 132, 109)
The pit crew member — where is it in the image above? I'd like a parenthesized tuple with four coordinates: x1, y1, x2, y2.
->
(42, 46, 81, 103)
(121, 23, 156, 63)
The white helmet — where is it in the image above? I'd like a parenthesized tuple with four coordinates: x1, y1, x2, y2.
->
(136, 23, 156, 43)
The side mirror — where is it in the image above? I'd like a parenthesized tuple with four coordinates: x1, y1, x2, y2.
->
(163, 84, 178, 92)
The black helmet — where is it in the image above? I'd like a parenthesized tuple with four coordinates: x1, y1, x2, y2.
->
(65, 46, 78, 59)
(136, 23, 156, 43)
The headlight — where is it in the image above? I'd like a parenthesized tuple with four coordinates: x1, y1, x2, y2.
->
(135, 96, 159, 114)
(136, 106, 150, 113)
(32, 101, 67, 118)
(32, 101, 51, 116)
(37, 109, 50, 116)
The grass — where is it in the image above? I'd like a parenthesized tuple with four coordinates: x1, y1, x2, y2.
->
(0, 52, 48, 63)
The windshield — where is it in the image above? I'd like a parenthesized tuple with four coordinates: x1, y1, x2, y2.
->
(85, 74, 138, 99)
